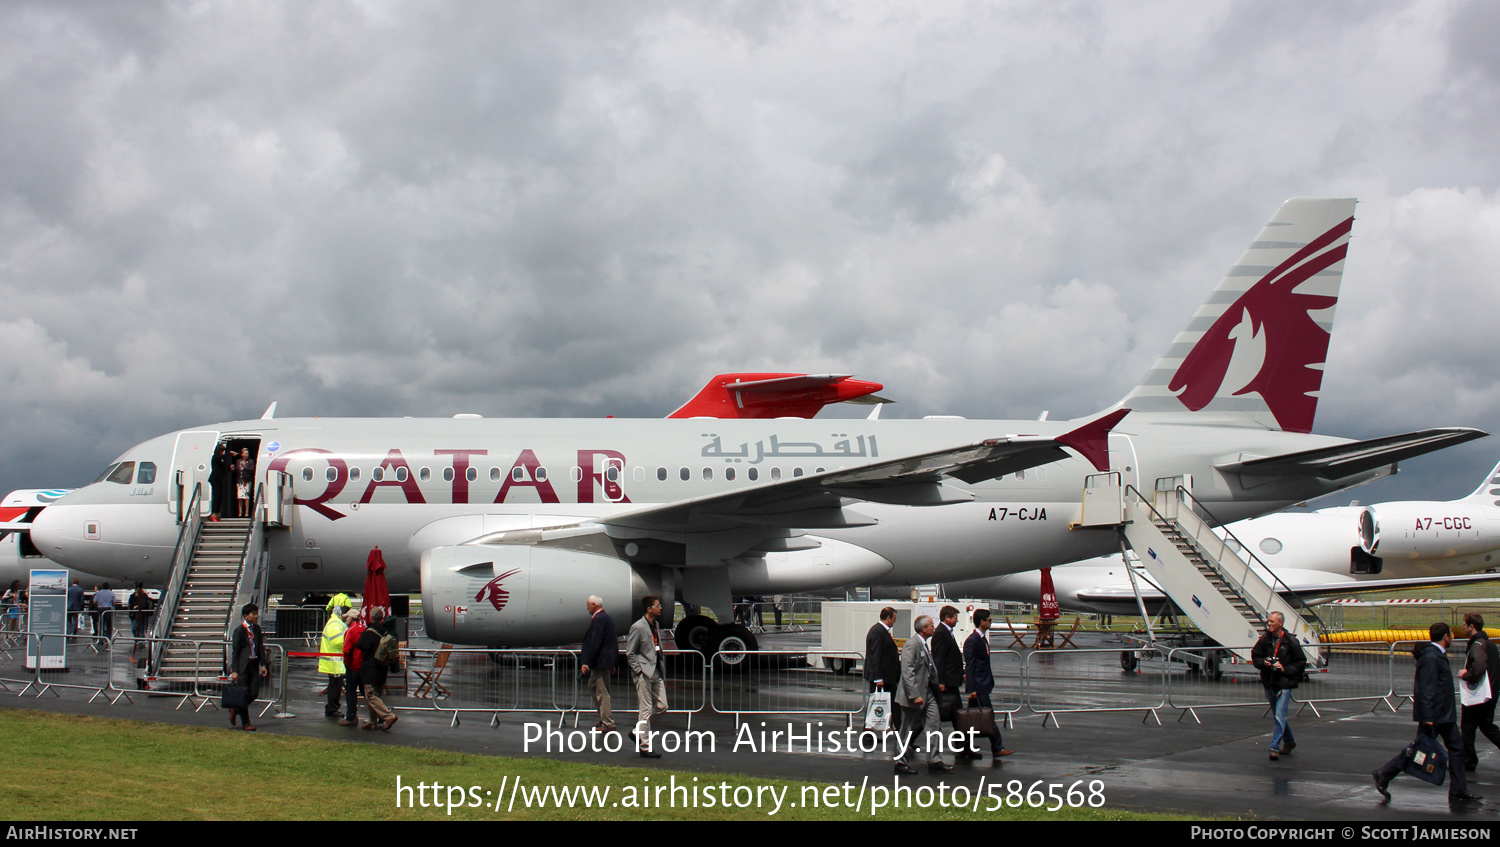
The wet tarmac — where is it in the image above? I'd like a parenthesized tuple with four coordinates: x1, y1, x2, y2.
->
(3, 629, 1496, 821)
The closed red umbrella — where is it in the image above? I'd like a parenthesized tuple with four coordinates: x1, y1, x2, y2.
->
(361, 547, 391, 624)
(1038, 567, 1061, 621)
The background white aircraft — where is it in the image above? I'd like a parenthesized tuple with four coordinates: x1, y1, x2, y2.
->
(22, 198, 1487, 651)
(947, 458, 1500, 615)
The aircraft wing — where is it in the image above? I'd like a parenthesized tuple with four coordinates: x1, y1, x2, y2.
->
(602, 410, 1128, 536)
(1074, 571, 1500, 607)
(1294, 572, 1500, 603)
(1215, 427, 1488, 480)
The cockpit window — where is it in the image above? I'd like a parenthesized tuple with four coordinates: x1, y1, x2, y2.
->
(106, 462, 136, 485)
(94, 463, 121, 484)
(136, 462, 156, 485)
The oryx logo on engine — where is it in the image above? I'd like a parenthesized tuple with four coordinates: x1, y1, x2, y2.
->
(475, 568, 523, 612)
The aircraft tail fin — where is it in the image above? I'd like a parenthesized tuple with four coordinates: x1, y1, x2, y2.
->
(668, 373, 888, 419)
(1118, 198, 1357, 432)
(1464, 458, 1500, 502)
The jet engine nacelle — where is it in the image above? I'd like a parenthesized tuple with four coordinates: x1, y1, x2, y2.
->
(422, 545, 649, 646)
(1359, 503, 1494, 560)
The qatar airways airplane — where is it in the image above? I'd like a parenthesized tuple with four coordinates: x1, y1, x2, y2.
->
(22, 198, 1486, 652)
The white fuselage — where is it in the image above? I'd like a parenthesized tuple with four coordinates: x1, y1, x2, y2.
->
(27, 414, 1379, 596)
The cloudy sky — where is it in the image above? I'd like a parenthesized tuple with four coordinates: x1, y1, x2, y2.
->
(3, 1, 1499, 506)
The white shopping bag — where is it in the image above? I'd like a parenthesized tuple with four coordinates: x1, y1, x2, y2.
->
(864, 691, 891, 730)
(1461, 672, 1492, 708)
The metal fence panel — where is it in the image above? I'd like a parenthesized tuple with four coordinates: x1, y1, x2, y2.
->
(709, 650, 865, 720)
(1023, 647, 1167, 722)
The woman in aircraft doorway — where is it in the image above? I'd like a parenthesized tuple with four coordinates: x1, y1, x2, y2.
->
(234, 448, 255, 518)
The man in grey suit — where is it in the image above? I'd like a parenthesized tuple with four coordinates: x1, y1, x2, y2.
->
(894, 615, 953, 775)
(625, 595, 668, 758)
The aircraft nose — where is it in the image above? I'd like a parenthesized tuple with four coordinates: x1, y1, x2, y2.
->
(27, 505, 68, 565)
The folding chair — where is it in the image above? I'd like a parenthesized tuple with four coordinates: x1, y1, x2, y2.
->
(1055, 616, 1082, 649)
(1002, 617, 1029, 649)
(411, 644, 454, 699)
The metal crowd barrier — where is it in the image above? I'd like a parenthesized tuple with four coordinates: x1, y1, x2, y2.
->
(11, 636, 1478, 734)
(708, 650, 865, 725)
(1294, 642, 1399, 716)
(1024, 646, 1169, 726)
(1165, 646, 1272, 720)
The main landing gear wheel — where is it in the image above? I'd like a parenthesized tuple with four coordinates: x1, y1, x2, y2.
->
(709, 624, 758, 669)
(675, 614, 717, 654)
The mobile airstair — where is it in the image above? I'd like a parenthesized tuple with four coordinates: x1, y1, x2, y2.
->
(1076, 474, 1325, 668)
(148, 484, 271, 687)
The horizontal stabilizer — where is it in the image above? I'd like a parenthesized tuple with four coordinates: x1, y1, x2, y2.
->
(1217, 427, 1488, 480)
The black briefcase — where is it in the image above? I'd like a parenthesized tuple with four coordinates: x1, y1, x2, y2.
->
(953, 705, 998, 739)
(937, 690, 960, 723)
(1400, 731, 1448, 786)
(221, 684, 251, 710)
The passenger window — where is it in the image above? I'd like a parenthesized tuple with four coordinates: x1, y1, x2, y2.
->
(536, 467, 548, 482)
(793, 468, 804, 478)
(512, 467, 525, 482)
(106, 462, 135, 485)
(748, 467, 758, 482)
(815, 467, 825, 474)
(570, 466, 582, 482)
(726, 467, 736, 481)
(606, 466, 620, 483)
(702, 467, 713, 481)
(442, 468, 454, 482)
(466, 467, 476, 482)
(633, 467, 645, 482)
(372, 467, 384, 482)
(302, 467, 314, 482)
(395, 467, 408, 482)
(136, 462, 157, 485)
(350, 467, 361, 481)
(657, 467, 667, 482)
(771, 467, 781, 481)
(680, 468, 690, 481)
(419, 467, 431, 482)
(490, 467, 500, 481)
(326, 467, 337, 482)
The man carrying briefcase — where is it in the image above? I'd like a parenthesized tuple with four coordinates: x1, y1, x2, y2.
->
(962, 609, 1014, 759)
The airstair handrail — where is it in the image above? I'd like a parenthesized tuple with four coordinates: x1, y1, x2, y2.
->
(150, 482, 204, 672)
(1162, 484, 1329, 639)
(223, 484, 269, 644)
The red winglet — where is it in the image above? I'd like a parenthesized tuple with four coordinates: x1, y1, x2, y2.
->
(1056, 409, 1130, 472)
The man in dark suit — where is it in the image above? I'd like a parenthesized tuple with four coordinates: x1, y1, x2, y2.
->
(964, 609, 1014, 759)
(1373, 622, 1481, 804)
(931, 605, 965, 730)
(580, 594, 619, 733)
(228, 603, 269, 732)
(864, 606, 902, 733)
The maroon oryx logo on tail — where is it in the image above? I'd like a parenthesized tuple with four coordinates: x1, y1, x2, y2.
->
(475, 568, 523, 612)
(1168, 216, 1353, 434)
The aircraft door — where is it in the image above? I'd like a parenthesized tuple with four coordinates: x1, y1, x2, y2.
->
(1107, 433, 1139, 492)
(168, 430, 220, 521)
(603, 457, 626, 503)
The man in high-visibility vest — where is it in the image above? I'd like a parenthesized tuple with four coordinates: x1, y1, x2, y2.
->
(320, 593, 351, 719)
